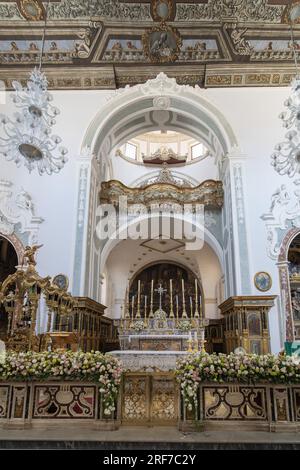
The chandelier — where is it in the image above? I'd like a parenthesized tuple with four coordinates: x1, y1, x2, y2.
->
(0, 1, 68, 175)
(271, 3, 300, 177)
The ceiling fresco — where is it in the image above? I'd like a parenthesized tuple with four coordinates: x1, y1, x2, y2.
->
(0, 0, 300, 89)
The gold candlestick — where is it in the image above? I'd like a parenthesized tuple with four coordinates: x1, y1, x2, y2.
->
(144, 295, 148, 327)
(182, 279, 187, 318)
(169, 279, 174, 318)
(199, 295, 203, 320)
(125, 286, 130, 319)
(120, 305, 124, 331)
(136, 280, 141, 318)
(194, 279, 199, 319)
(190, 296, 193, 319)
(176, 295, 179, 323)
(131, 295, 135, 321)
(149, 279, 154, 318)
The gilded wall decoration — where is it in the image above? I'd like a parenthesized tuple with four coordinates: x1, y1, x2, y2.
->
(151, 0, 175, 22)
(282, 1, 300, 24)
(142, 23, 182, 64)
(17, 0, 45, 21)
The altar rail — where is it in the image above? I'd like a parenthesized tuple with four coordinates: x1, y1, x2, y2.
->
(1, 380, 300, 432)
(0, 382, 118, 430)
(179, 382, 300, 432)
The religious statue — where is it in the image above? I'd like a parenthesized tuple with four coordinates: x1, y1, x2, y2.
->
(21, 244, 43, 267)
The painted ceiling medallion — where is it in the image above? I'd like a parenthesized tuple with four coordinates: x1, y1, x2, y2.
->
(282, 1, 300, 24)
(17, 0, 45, 21)
(151, 0, 175, 22)
(143, 23, 182, 64)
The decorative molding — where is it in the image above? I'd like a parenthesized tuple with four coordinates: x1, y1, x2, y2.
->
(261, 181, 300, 260)
(176, 1, 284, 23)
(48, 1, 151, 21)
(0, 180, 43, 246)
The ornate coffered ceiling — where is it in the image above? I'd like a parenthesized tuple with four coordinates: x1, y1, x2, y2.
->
(0, 0, 300, 89)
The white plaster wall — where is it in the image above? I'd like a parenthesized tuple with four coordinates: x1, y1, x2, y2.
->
(0, 90, 109, 283)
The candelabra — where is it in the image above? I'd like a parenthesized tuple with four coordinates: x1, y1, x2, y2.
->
(0, 245, 76, 351)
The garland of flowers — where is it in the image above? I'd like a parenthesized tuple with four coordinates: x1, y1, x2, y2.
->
(131, 320, 146, 332)
(177, 320, 192, 332)
(0, 351, 122, 417)
(175, 353, 300, 412)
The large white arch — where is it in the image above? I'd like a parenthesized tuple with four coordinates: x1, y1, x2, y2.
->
(81, 73, 238, 166)
(99, 213, 224, 275)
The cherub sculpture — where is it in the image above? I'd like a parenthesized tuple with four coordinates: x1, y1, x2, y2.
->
(22, 245, 43, 267)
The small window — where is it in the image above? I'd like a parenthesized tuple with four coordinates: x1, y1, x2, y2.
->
(191, 143, 205, 159)
(124, 142, 137, 159)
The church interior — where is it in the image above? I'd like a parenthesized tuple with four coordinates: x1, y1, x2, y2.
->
(1, 0, 300, 451)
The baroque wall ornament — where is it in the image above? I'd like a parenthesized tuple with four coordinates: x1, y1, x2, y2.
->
(261, 180, 300, 259)
(142, 23, 182, 64)
(224, 24, 253, 56)
(0, 180, 43, 246)
(176, 0, 283, 23)
(48, 0, 151, 21)
(271, 78, 300, 177)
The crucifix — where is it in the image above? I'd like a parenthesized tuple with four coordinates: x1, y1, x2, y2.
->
(155, 283, 167, 311)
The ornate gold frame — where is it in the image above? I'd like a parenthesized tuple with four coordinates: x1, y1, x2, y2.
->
(52, 274, 69, 291)
(282, 1, 300, 24)
(142, 22, 182, 64)
(254, 272, 272, 292)
(17, 0, 45, 21)
(151, 0, 175, 22)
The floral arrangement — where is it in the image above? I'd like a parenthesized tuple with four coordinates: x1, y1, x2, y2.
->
(177, 320, 192, 332)
(176, 353, 300, 411)
(0, 350, 122, 417)
(131, 320, 146, 332)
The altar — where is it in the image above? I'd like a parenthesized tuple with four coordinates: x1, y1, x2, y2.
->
(120, 333, 190, 351)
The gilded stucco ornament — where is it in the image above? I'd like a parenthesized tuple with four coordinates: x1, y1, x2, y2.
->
(17, 0, 45, 21)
